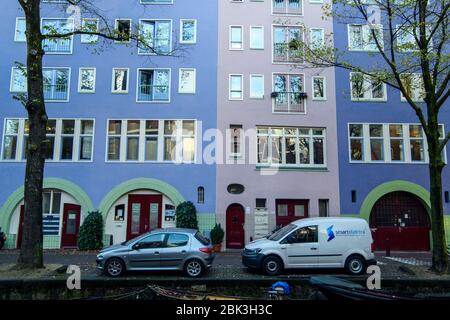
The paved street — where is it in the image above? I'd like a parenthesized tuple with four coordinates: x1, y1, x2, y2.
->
(0, 249, 443, 281)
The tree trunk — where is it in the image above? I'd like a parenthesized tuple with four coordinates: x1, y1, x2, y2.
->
(17, 0, 46, 269)
(427, 129, 448, 274)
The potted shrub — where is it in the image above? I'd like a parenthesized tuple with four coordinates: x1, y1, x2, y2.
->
(210, 224, 225, 253)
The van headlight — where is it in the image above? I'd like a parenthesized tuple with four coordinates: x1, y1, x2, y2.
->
(246, 248, 262, 255)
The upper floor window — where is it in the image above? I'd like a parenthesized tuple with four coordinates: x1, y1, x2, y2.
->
(273, 0, 303, 15)
(179, 68, 196, 94)
(230, 26, 243, 50)
(180, 19, 197, 44)
(400, 73, 425, 102)
(10, 67, 27, 93)
(197, 187, 205, 204)
(115, 19, 131, 43)
(15, 18, 26, 42)
(257, 127, 326, 167)
(350, 72, 386, 101)
(348, 24, 383, 52)
(81, 18, 99, 44)
(78, 68, 96, 93)
(250, 26, 264, 49)
(137, 69, 171, 102)
(43, 68, 71, 102)
(312, 76, 326, 100)
(273, 26, 303, 63)
(139, 20, 172, 54)
(229, 75, 243, 100)
(42, 18, 74, 54)
(273, 74, 305, 113)
(1, 118, 94, 162)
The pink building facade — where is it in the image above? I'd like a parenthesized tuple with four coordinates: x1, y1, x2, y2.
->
(216, 0, 340, 249)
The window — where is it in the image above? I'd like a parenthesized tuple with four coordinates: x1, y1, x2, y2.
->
(273, 74, 305, 113)
(180, 19, 197, 44)
(310, 28, 324, 50)
(112, 68, 129, 93)
(257, 127, 326, 167)
(347, 123, 440, 163)
(137, 233, 165, 249)
(250, 75, 264, 99)
(42, 190, 61, 235)
(42, 18, 74, 53)
(115, 19, 131, 43)
(197, 187, 205, 204)
(10, 67, 27, 93)
(179, 68, 196, 94)
(227, 184, 245, 195)
(348, 24, 383, 51)
(273, 26, 303, 63)
(400, 73, 425, 102)
(137, 69, 170, 102)
(256, 198, 267, 209)
(139, 20, 172, 54)
(350, 72, 386, 101)
(229, 75, 243, 100)
(250, 26, 264, 49)
(2, 118, 94, 162)
(230, 26, 243, 50)
(81, 18, 99, 44)
(396, 25, 431, 52)
(15, 18, 26, 42)
(78, 68, 96, 93)
(285, 226, 318, 244)
(167, 234, 189, 247)
(43, 68, 70, 102)
(273, 0, 303, 15)
(312, 76, 326, 100)
(230, 124, 243, 157)
(106, 119, 196, 163)
(319, 199, 329, 217)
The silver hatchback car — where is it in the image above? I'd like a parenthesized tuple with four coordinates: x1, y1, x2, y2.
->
(96, 228, 215, 277)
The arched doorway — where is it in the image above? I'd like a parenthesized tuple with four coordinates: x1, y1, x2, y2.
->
(226, 204, 245, 249)
(370, 191, 430, 251)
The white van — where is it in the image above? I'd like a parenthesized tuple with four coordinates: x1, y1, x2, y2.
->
(242, 217, 376, 276)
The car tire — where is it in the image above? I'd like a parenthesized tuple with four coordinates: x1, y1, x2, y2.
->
(262, 255, 283, 276)
(0, 240, 4, 250)
(184, 259, 205, 278)
(345, 255, 367, 275)
(105, 258, 126, 277)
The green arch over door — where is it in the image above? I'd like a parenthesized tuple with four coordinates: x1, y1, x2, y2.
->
(0, 178, 94, 232)
(359, 180, 431, 222)
(98, 178, 185, 222)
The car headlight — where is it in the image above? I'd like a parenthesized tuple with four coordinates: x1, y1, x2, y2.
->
(96, 255, 104, 260)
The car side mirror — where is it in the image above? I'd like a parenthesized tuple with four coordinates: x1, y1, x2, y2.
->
(132, 243, 140, 250)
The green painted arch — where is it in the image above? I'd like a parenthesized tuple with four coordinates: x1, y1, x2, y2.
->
(359, 180, 431, 222)
(98, 178, 185, 221)
(0, 178, 94, 232)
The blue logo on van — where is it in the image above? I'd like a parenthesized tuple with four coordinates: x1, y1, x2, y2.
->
(327, 225, 335, 242)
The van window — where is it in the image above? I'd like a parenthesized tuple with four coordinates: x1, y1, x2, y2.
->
(285, 226, 318, 244)
(268, 223, 296, 241)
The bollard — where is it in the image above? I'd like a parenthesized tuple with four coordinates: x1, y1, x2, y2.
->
(385, 238, 390, 257)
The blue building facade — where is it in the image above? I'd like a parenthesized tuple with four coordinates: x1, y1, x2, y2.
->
(333, 3, 450, 250)
(0, 0, 218, 248)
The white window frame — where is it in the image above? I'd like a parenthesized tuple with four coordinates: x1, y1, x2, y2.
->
(80, 18, 99, 44)
(15, 17, 26, 42)
(347, 24, 383, 52)
(229, 74, 244, 100)
(229, 25, 244, 50)
(178, 68, 196, 94)
(136, 68, 172, 103)
(41, 18, 75, 55)
(249, 26, 264, 50)
(349, 72, 387, 102)
(249, 74, 265, 99)
(400, 73, 425, 102)
(78, 67, 96, 93)
(111, 68, 130, 94)
(180, 19, 197, 44)
(311, 76, 327, 101)
(114, 18, 132, 44)
(138, 19, 173, 55)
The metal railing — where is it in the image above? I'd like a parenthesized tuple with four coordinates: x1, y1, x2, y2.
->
(138, 84, 169, 101)
(42, 39, 72, 53)
(43, 84, 68, 101)
(273, 92, 305, 113)
(272, 0, 303, 15)
(273, 43, 303, 63)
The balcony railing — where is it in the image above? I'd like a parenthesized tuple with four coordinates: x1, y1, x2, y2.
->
(138, 84, 170, 102)
(44, 84, 68, 101)
(42, 39, 72, 53)
(273, 43, 303, 63)
(273, 92, 306, 113)
(273, 0, 303, 15)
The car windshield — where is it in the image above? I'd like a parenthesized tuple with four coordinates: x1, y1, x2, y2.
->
(121, 233, 149, 246)
(267, 223, 297, 241)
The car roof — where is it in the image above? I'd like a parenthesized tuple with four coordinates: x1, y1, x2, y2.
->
(151, 228, 198, 234)
(291, 217, 367, 226)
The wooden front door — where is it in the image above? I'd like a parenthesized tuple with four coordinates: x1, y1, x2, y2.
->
(127, 194, 163, 240)
(61, 204, 81, 248)
(370, 191, 430, 251)
(17, 205, 25, 248)
(226, 204, 245, 249)
(276, 199, 309, 226)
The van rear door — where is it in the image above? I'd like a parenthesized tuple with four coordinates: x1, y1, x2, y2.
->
(280, 225, 319, 268)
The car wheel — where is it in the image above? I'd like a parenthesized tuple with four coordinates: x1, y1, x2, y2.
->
(345, 255, 366, 275)
(184, 259, 204, 278)
(0, 240, 4, 250)
(262, 256, 283, 276)
(105, 258, 125, 277)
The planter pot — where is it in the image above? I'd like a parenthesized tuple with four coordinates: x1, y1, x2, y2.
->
(213, 244, 222, 253)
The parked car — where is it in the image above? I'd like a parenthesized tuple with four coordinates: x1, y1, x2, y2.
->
(96, 228, 214, 278)
(0, 227, 6, 249)
(242, 217, 376, 276)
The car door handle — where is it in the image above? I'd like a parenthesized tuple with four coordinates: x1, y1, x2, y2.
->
(181, 250, 187, 253)
(154, 251, 160, 255)
(310, 247, 318, 251)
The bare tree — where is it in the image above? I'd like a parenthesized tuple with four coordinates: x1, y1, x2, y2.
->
(290, 0, 449, 272)
(16, 0, 183, 268)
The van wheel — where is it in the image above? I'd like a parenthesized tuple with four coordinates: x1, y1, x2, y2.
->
(345, 255, 366, 275)
(262, 256, 283, 276)
(105, 258, 125, 277)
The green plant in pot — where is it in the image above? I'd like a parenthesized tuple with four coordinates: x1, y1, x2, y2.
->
(210, 223, 225, 253)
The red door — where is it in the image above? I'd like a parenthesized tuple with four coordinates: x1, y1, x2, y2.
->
(61, 204, 81, 248)
(370, 191, 430, 251)
(276, 199, 309, 226)
(17, 205, 25, 248)
(127, 194, 163, 240)
(226, 204, 245, 249)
